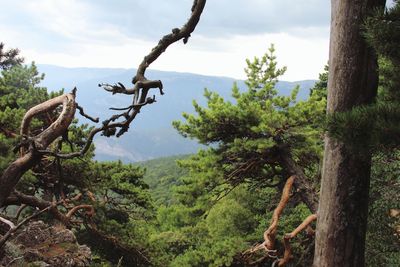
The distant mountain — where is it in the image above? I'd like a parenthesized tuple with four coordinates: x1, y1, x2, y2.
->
(37, 64, 316, 162)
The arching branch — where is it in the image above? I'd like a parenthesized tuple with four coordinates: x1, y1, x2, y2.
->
(277, 214, 317, 266)
(264, 175, 295, 250)
(34, 0, 207, 160)
(243, 175, 317, 266)
(0, 92, 76, 207)
(0, 0, 207, 208)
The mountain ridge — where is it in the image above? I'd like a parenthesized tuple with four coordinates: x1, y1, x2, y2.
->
(37, 64, 316, 162)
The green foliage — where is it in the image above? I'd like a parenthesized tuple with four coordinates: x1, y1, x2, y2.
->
(366, 152, 400, 266)
(327, 102, 400, 150)
(2, 40, 398, 267)
(71, 160, 155, 266)
(145, 47, 327, 266)
(0, 42, 23, 70)
(0, 60, 155, 266)
(173, 45, 326, 188)
(138, 155, 189, 206)
(329, 2, 400, 150)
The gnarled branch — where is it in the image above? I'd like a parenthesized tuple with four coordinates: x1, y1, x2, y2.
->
(34, 0, 207, 160)
(243, 175, 317, 266)
(277, 214, 317, 266)
(264, 175, 295, 250)
(0, 0, 207, 208)
(0, 92, 76, 207)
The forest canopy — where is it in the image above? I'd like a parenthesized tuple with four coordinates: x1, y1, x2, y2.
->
(0, 1, 399, 267)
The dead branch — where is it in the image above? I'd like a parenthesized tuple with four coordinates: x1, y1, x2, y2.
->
(66, 204, 95, 219)
(242, 176, 295, 262)
(0, 1, 207, 209)
(285, 214, 317, 239)
(0, 92, 76, 207)
(36, 0, 207, 160)
(4, 191, 94, 227)
(0, 205, 52, 248)
(277, 214, 317, 266)
(14, 204, 27, 222)
(264, 175, 295, 250)
(243, 175, 317, 266)
(20, 92, 76, 150)
(0, 217, 15, 230)
(278, 147, 318, 213)
(76, 103, 99, 123)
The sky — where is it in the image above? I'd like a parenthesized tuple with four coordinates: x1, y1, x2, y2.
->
(0, 1, 395, 81)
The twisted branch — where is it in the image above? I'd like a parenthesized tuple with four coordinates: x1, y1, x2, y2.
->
(0, 92, 76, 207)
(0, 0, 207, 208)
(264, 176, 295, 250)
(243, 176, 295, 261)
(277, 214, 317, 266)
(36, 0, 207, 160)
(243, 175, 317, 266)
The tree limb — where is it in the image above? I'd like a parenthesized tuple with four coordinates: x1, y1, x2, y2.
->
(0, 205, 52, 249)
(33, 0, 208, 160)
(0, 0, 207, 208)
(0, 92, 76, 207)
(263, 176, 295, 250)
(277, 214, 317, 266)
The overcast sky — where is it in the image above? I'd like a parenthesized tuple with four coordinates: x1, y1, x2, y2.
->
(0, 1, 395, 81)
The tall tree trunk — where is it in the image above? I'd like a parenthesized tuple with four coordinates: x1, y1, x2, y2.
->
(313, 1, 385, 266)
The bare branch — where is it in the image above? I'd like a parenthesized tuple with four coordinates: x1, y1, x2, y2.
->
(0, 217, 15, 230)
(20, 92, 76, 150)
(285, 214, 317, 239)
(0, 92, 76, 207)
(134, 0, 206, 81)
(277, 214, 317, 266)
(66, 204, 94, 219)
(0, 205, 52, 248)
(242, 175, 317, 266)
(263, 176, 295, 250)
(32, 0, 207, 160)
(76, 103, 99, 123)
(14, 204, 27, 222)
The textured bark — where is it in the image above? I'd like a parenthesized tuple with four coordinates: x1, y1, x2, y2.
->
(278, 149, 318, 213)
(0, 93, 76, 207)
(313, 1, 386, 266)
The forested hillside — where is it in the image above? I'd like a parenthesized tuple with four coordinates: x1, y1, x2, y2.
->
(37, 65, 315, 162)
(0, 1, 399, 267)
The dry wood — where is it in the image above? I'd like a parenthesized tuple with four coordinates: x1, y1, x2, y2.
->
(0, 92, 76, 207)
(264, 176, 295, 249)
(277, 214, 317, 266)
(0, 0, 207, 209)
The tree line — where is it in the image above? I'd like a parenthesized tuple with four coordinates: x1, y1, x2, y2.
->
(0, 0, 399, 266)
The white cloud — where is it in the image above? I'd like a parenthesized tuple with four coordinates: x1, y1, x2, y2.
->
(94, 138, 144, 161)
(21, 31, 328, 81)
(1, 0, 330, 81)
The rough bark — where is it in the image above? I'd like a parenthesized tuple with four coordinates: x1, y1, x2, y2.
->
(278, 148, 318, 213)
(313, 1, 386, 266)
(0, 93, 76, 207)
